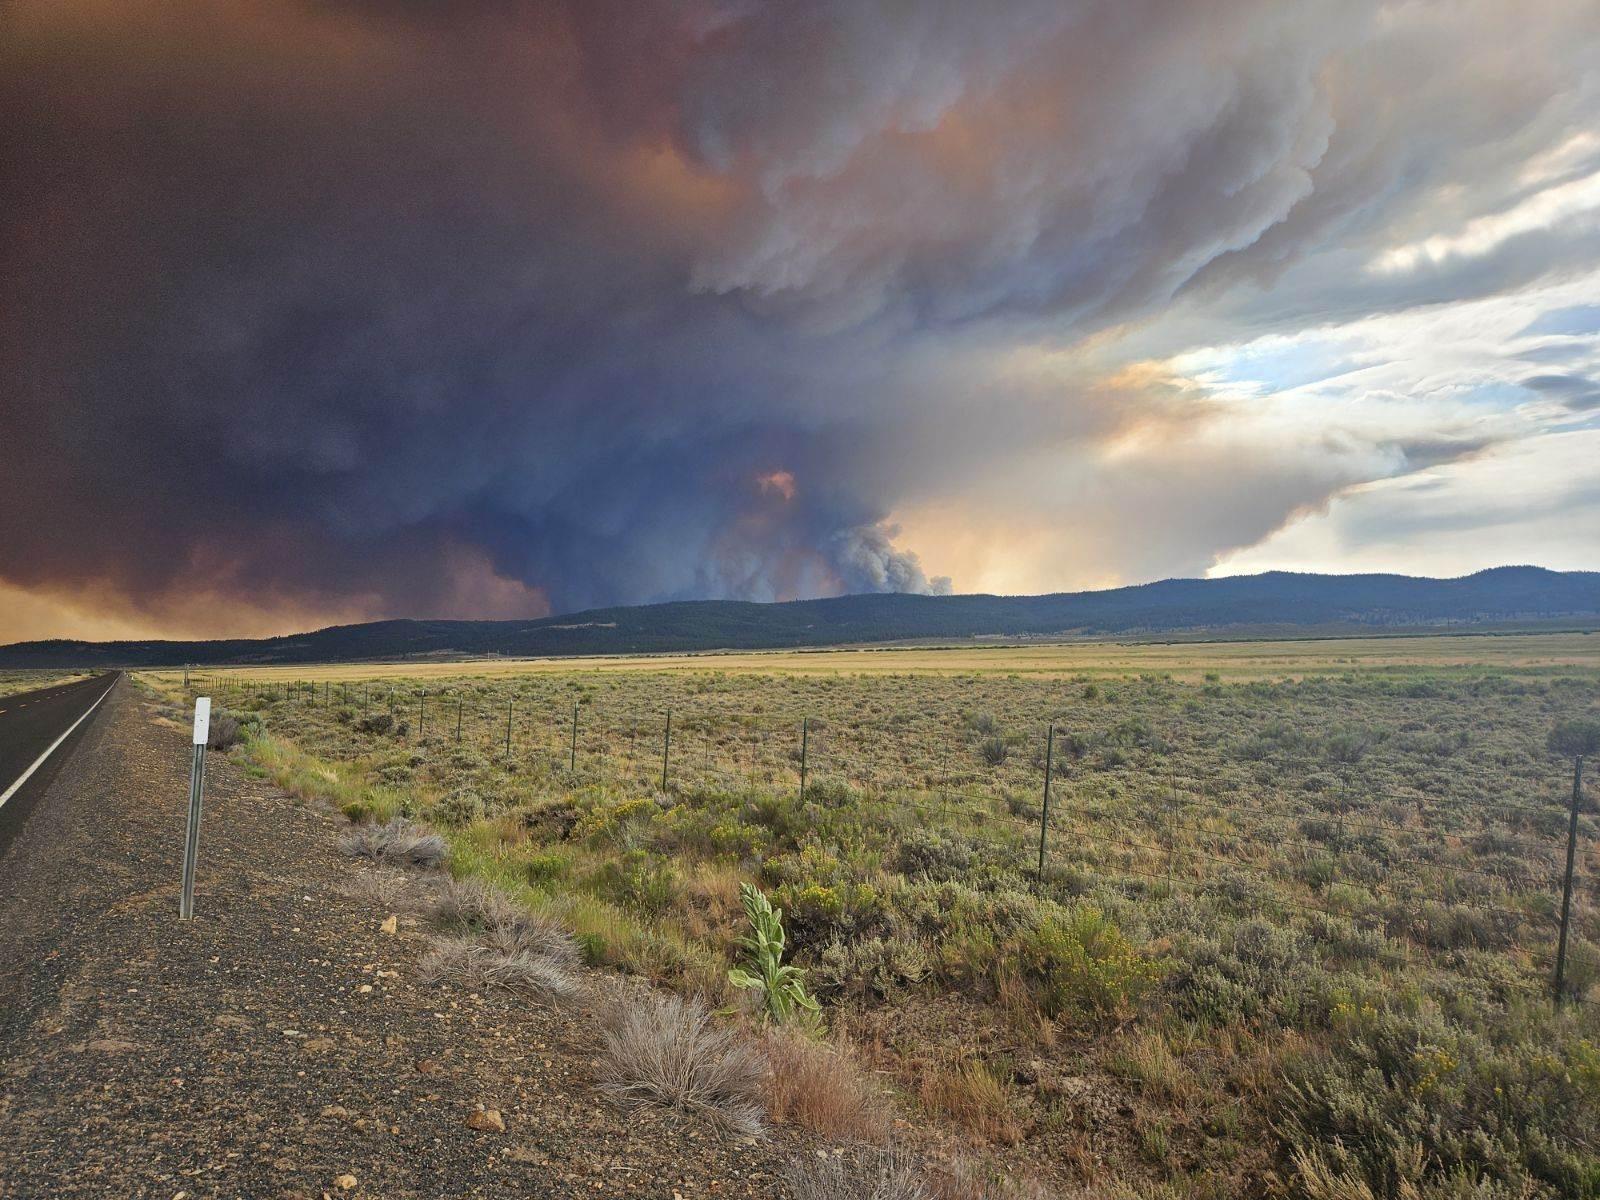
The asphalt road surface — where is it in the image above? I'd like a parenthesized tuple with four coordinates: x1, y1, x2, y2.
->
(0, 671, 119, 855)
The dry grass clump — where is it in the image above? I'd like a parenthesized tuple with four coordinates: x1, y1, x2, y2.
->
(764, 1028, 891, 1143)
(595, 992, 768, 1136)
(919, 1061, 1023, 1145)
(924, 1156, 1061, 1200)
(418, 932, 580, 1000)
(431, 878, 579, 964)
(339, 865, 412, 909)
(415, 877, 581, 999)
(787, 1150, 931, 1200)
(338, 817, 448, 870)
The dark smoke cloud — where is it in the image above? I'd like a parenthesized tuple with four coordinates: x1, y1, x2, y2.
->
(1, 1, 1596, 636)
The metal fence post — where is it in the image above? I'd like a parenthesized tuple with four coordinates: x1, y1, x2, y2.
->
(1037, 725, 1054, 884)
(505, 699, 513, 756)
(661, 709, 672, 792)
(180, 697, 211, 921)
(456, 697, 463, 742)
(1555, 753, 1586, 1003)
(419, 689, 426, 739)
(570, 701, 579, 772)
(799, 716, 809, 801)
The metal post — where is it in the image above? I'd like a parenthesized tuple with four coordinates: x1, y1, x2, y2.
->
(661, 709, 672, 792)
(456, 697, 463, 742)
(569, 701, 579, 772)
(505, 699, 513, 756)
(1555, 753, 1585, 1003)
(419, 690, 426, 739)
(1037, 725, 1054, 883)
(1167, 763, 1177, 886)
(180, 697, 211, 921)
(799, 717, 809, 801)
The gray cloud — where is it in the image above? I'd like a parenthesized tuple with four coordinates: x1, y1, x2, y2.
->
(1, 1, 1597, 637)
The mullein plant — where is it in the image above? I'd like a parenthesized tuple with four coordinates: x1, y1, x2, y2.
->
(728, 883, 821, 1026)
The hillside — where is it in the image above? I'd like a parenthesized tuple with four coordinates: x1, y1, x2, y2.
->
(2, 566, 1597, 668)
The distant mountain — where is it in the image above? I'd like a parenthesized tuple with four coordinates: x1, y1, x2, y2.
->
(3, 566, 1597, 668)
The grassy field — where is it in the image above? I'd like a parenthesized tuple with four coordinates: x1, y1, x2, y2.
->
(144, 633, 1600, 1199)
(146, 629, 1600, 687)
(0, 670, 89, 700)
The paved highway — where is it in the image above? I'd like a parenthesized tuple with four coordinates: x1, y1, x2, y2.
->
(0, 672, 119, 854)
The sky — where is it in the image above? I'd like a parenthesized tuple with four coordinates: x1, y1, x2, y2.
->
(2, 0, 1599, 642)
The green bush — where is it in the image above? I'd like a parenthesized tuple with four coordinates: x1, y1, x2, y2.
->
(1010, 905, 1161, 1022)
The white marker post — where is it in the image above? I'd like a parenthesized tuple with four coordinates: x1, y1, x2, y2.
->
(180, 697, 211, 920)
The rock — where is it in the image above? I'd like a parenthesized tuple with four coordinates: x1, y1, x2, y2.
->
(301, 1037, 336, 1054)
(379, 915, 398, 935)
(356, 984, 373, 994)
(333, 1174, 357, 1191)
(466, 1108, 506, 1133)
(415, 1058, 439, 1074)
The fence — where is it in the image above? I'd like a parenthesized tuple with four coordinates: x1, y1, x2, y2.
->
(189, 672, 1591, 1002)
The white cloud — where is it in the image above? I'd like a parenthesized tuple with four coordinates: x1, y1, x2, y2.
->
(1212, 429, 1600, 577)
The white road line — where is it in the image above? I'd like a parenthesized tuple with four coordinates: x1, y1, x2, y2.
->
(0, 679, 117, 810)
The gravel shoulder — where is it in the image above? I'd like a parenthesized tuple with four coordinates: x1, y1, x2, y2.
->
(0, 683, 810, 1198)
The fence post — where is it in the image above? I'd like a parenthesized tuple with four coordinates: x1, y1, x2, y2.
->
(180, 697, 211, 920)
(1037, 725, 1054, 884)
(570, 701, 579, 772)
(799, 716, 809, 801)
(661, 709, 672, 793)
(1555, 752, 1586, 1004)
(505, 698, 513, 756)
(1167, 763, 1177, 886)
(419, 689, 426, 739)
(456, 697, 463, 742)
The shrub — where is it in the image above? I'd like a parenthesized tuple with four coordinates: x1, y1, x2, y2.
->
(895, 830, 974, 880)
(595, 993, 767, 1136)
(206, 712, 248, 751)
(1010, 906, 1160, 1022)
(979, 737, 1009, 767)
(355, 711, 394, 735)
(590, 851, 680, 916)
(429, 787, 484, 828)
(815, 936, 930, 1000)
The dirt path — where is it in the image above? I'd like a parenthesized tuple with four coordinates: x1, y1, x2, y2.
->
(0, 683, 807, 1198)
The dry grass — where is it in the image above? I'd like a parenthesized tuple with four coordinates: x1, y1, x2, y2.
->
(417, 932, 580, 1000)
(919, 1061, 1022, 1146)
(339, 865, 413, 909)
(787, 1150, 931, 1200)
(338, 817, 448, 870)
(423, 877, 579, 969)
(925, 1157, 1063, 1200)
(147, 629, 1600, 688)
(764, 1029, 891, 1143)
(414, 877, 581, 1000)
(595, 992, 768, 1137)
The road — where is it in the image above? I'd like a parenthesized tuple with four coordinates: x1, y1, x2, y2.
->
(0, 671, 119, 854)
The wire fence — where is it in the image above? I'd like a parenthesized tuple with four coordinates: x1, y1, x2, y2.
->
(190, 672, 1593, 1002)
